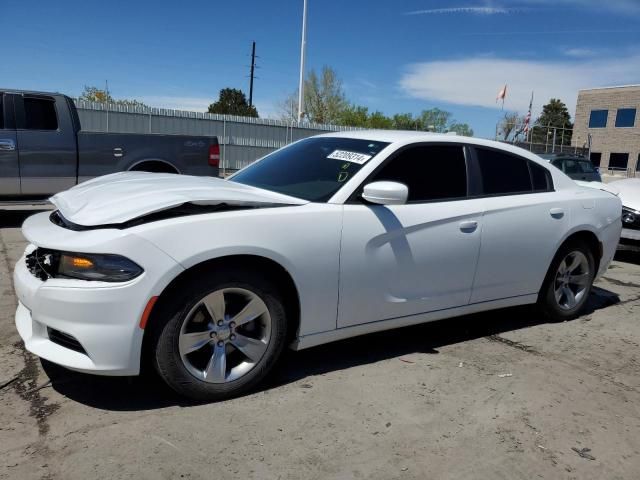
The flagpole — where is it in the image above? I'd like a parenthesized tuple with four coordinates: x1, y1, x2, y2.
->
(297, 0, 308, 123)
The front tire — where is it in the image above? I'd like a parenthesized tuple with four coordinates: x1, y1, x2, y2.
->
(150, 268, 288, 401)
(538, 241, 595, 321)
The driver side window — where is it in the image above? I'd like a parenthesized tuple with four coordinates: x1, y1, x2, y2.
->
(369, 145, 467, 202)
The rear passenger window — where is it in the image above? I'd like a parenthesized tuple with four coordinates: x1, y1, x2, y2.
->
(370, 145, 467, 202)
(579, 161, 596, 173)
(476, 148, 532, 195)
(530, 162, 552, 191)
(24, 97, 58, 130)
(563, 160, 581, 174)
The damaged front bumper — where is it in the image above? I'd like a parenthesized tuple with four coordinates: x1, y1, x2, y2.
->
(13, 212, 184, 376)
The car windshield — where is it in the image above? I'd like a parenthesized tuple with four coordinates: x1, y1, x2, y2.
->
(229, 137, 390, 202)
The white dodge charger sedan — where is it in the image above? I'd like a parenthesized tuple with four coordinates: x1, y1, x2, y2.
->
(14, 131, 622, 400)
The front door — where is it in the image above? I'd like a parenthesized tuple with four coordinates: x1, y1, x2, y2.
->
(0, 93, 20, 195)
(337, 144, 483, 328)
(15, 94, 76, 195)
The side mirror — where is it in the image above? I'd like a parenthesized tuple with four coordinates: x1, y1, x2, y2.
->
(361, 181, 408, 205)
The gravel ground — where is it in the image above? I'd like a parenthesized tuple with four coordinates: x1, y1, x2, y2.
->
(1, 209, 639, 480)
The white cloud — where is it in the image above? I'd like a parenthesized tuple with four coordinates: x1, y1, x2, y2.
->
(405, 7, 518, 15)
(562, 48, 598, 57)
(524, 0, 640, 14)
(405, 1, 640, 16)
(399, 55, 640, 114)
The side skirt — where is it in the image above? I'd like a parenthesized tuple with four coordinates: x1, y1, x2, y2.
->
(290, 294, 538, 351)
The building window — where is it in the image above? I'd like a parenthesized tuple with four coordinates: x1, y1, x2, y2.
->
(590, 152, 601, 167)
(609, 153, 629, 170)
(637, 154, 640, 172)
(615, 108, 636, 128)
(588, 110, 608, 128)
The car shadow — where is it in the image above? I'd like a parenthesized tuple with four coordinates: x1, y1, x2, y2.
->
(615, 245, 640, 265)
(42, 286, 620, 411)
(0, 209, 49, 228)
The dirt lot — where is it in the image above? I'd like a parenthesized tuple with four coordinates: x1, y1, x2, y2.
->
(1, 209, 639, 480)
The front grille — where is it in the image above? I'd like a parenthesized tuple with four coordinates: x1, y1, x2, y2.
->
(25, 248, 58, 281)
(47, 327, 87, 354)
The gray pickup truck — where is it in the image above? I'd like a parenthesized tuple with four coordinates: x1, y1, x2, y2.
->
(0, 89, 220, 201)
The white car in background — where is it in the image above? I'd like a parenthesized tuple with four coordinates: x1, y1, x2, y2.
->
(609, 178, 640, 241)
(14, 131, 622, 401)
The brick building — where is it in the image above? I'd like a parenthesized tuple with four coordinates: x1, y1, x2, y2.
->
(573, 85, 640, 175)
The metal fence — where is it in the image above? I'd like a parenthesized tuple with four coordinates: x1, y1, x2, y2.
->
(496, 122, 587, 156)
(74, 100, 363, 171)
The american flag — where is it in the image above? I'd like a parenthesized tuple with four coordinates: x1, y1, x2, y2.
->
(523, 92, 534, 134)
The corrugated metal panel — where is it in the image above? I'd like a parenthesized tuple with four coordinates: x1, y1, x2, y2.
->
(74, 99, 363, 171)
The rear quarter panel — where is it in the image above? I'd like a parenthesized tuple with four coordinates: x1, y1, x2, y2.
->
(77, 132, 218, 180)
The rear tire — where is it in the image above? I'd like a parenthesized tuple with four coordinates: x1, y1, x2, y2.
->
(538, 240, 595, 321)
(149, 267, 288, 401)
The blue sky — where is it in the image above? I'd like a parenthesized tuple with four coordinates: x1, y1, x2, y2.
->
(3, 0, 640, 137)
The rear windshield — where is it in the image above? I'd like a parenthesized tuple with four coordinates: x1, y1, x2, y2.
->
(230, 137, 389, 202)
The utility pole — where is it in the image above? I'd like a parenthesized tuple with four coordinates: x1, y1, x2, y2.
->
(248, 41, 256, 108)
(297, 0, 308, 123)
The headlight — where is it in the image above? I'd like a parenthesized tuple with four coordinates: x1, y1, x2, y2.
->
(27, 249, 143, 282)
(622, 206, 638, 226)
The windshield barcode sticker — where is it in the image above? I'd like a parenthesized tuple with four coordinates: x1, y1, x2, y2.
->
(327, 150, 372, 164)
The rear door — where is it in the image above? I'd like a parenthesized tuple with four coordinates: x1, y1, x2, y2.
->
(15, 94, 76, 194)
(0, 93, 20, 195)
(469, 147, 567, 303)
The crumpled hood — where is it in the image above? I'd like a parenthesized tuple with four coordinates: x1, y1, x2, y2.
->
(609, 178, 640, 210)
(50, 172, 307, 226)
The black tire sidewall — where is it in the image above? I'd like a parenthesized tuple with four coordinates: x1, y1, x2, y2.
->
(150, 268, 288, 401)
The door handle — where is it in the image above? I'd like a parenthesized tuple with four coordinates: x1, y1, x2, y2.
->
(459, 220, 478, 233)
(550, 208, 565, 219)
(113, 147, 124, 158)
(0, 139, 16, 151)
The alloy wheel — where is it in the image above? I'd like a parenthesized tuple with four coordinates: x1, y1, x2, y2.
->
(178, 288, 271, 383)
(553, 250, 590, 310)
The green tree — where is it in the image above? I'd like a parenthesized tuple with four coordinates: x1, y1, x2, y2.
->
(366, 111, 393, 129)
(448, 122, 474, 137)
(392, 113, 421, 130)
(79, 86, 147, 107)
(303, 66, 348, 124)
(339, 104, 369, 127)
(498, 111, 524, 141)
(418, 108, 452, 133)
(531, 98, 573, 145)
(208, 88, 258, 117)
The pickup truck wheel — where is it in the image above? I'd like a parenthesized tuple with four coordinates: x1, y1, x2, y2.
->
(538, 240, 595, 321)
(130, 161, 178, 174)
(150, 268, 287, 401)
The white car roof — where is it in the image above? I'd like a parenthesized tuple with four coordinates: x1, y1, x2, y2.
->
(317, 129, 551, 166)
